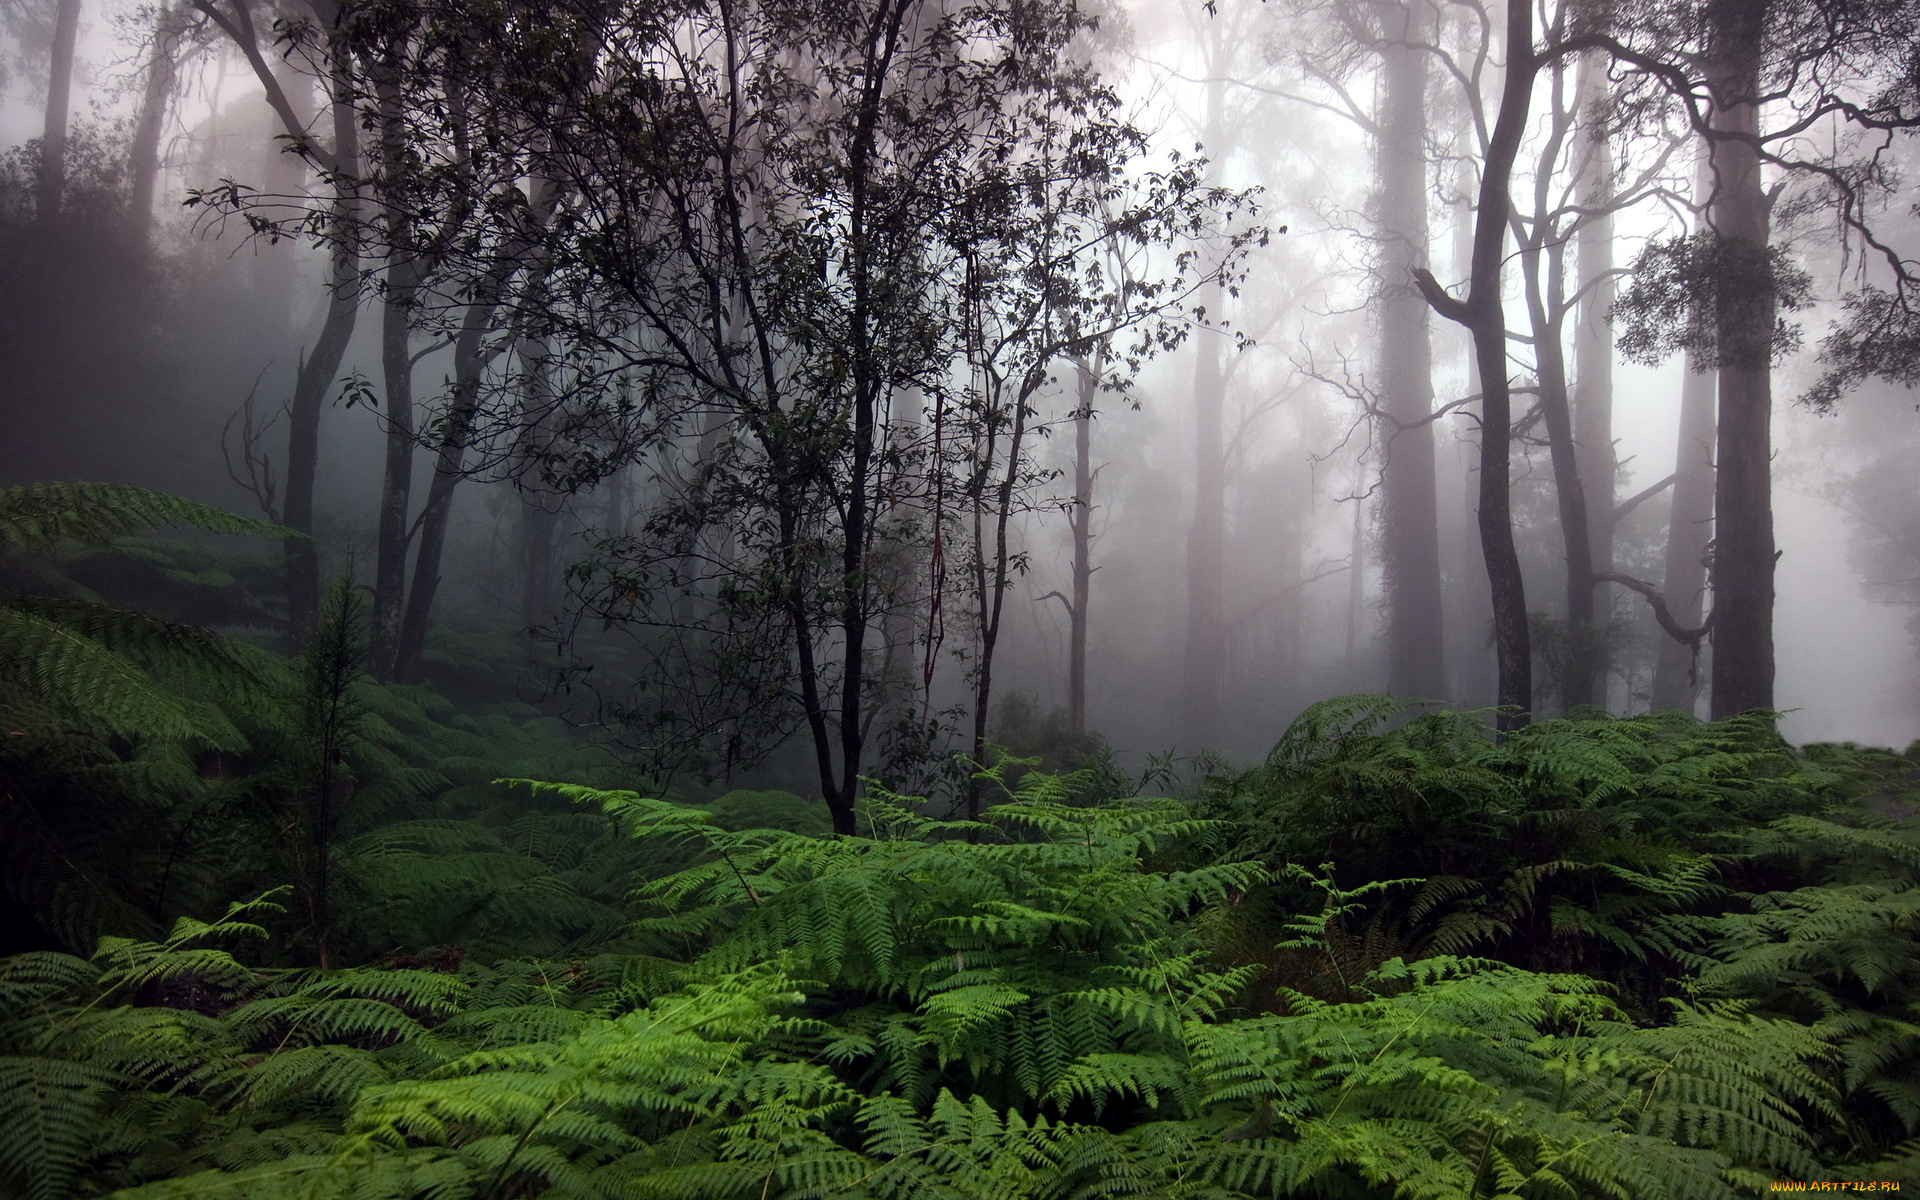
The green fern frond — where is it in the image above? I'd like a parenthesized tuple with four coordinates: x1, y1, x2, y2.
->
(0, 483, 294, 548)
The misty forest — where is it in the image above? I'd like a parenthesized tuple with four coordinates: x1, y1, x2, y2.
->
(4, 0, 1920, 1194)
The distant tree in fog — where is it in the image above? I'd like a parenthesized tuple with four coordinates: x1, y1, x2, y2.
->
(1604, 0, 1920, 719)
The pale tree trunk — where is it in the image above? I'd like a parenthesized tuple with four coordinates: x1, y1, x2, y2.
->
(1185, 279, 1226, 744)
(39, 0, 80, 221)
(1377, 0, 1446, 703)
(1448, 147, 1494, 708)
(1650, 148, 1718, 713)
(126, 3, 185, 247)
(1183, 52, 1229, 745)
(1704, 0, 1775, 719)
(1066, 358, 1096, 737)
(1573, 48, 1617, 709)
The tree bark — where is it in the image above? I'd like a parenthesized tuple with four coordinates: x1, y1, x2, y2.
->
(1573, 47, 1616, 708)
(1185, 282, 1226, 745)
(1184, 52, 1229, 745)
(1650, 148, 1718, 713)
(1376, 0, 1446, 703)
(1067, 356, 1096, 736)
(126, 3, 183, 247)
(39, 0, 81, 221)
(1704, 0, 1775, 719)
(368, 255, 418, 678)
(283, 76, 361, 642)
(391, 302, 496, 684)
(1414, 0, 1535, 729)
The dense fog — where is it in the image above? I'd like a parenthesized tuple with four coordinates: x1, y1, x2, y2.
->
(2, 0, 1916, 793)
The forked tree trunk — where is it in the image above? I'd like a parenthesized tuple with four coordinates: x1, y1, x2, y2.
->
(1415, 0, 1535, 728)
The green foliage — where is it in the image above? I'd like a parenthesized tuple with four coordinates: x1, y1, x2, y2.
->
(4, 674, 1918, 1196)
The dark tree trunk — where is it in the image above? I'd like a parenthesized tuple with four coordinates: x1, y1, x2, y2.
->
(1704, 0, 1775, 719)
(368, 59, 419, 681)
(391, 306, 494, 684)
(1415, 0, 1535, 728)
(1523, 255, 1596, 713)
(368, 258, 417, 678)
(282, 44, 362, 641)
(1376, 0, 1446, 703)
(1573, 48, 1616, 709)
(966, 376, 1033, 818)
(39, 0, 80, 221)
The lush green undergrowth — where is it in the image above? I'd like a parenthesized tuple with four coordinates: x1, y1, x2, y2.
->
(4, 485, 1919, 1196)
(4, 708, 1918, 1198)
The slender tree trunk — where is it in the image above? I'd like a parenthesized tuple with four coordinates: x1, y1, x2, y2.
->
(1066, 357, 1096, 736)
(368, 259, 417, 677)
(391, 305, 494, 684)
(1184, 53, 1229, 745)
(368, 56, 419, 680)
(1704, 0, 1775, 718)
(1416, 0, 1534, 728)
(1573, 48, 1616, 708)
(1185, 284, 1226, 745)
(39, 0, 81, 221)
(1521, 229, 1595, 711)
(126, 3, 183, 247)
(1377, 0, 1445, 702)
(1650, 148, 1718, 713)
(1448, 145, 1493, 708)
(283, 45, 362, 640)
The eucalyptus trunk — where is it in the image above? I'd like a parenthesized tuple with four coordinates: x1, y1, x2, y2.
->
(38, 0, 80, 221)
(1573, 48, 1616, 709)
(1376, 0, 1446, 703)
(1704, 0, 1775, 719)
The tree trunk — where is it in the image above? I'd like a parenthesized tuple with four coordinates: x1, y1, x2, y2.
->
(1184, 53, 1229, 745)
(1067, 357, 1095, 736)
(391, 305, 494, 684)
(126, 3, 183, 247)
(367, 58, 417, 680)
(1650, 148, 1718, 713)
(1185, 283, 1226, 745)
(1522, 237, 1595, 712)
(1573, 47, 1616, 709)
(1376, 0, 1446, 703)
(281, 80, 360, 643)
(1704, 0, 1775, 719)
(1415, 0, 1534, 728)
(368, 258, 418, 678)
(39, 0, 81, 221)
